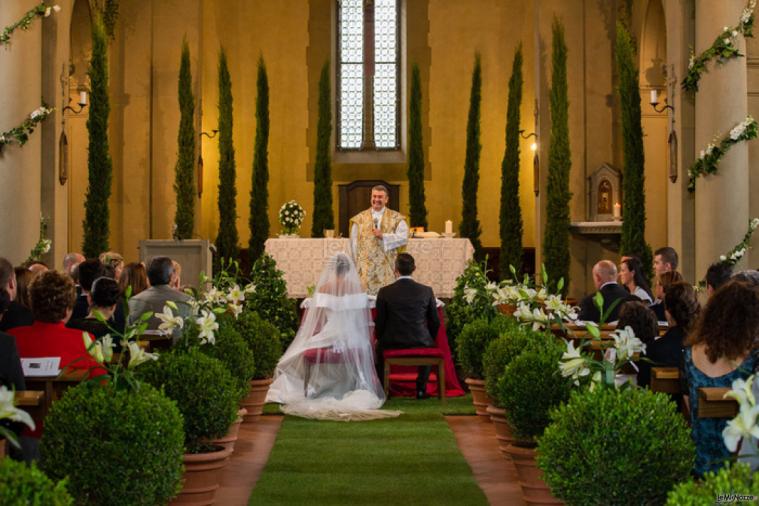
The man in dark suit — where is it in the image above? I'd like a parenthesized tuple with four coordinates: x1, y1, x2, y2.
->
(578, 260, 638, 323)
(0, 258, 33, 332)
(375, 253, 440, 399)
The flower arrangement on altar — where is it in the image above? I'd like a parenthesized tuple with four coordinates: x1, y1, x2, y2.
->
(688, 116, 758, 192)
(278, 200, 305, 236)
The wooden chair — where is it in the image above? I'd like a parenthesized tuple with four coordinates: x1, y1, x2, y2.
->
(697, 387, 739, 419)
(383, 347, 445, 400)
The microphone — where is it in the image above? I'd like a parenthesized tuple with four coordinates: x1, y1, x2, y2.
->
(373, 218, 379, 230)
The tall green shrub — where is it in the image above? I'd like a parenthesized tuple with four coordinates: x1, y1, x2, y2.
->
(460, 54, 483, 258)
(616, 22, 653, 279)
(543, 18, 572, 295)
(499, 45, 524, 277)
(245, 253, 298, 349)
(311, 61, 334, 237)
(407, 64, 428, 229)
(82, 18, 112, 258)
(215, 48, 239, 263)
(249, 57, 270, 261)
(174, 40, 195, 240)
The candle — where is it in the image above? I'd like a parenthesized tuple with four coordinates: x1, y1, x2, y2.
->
(79, 91, 88, 106)
(613, 202, 621, 220)
(445, 220, 453, 235)
(649, 89, 658, 105)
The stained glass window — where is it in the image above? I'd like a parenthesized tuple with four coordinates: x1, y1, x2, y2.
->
(337, 0, 400, 151)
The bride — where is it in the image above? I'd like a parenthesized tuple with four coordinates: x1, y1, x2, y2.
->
(266, 253, 400, 421)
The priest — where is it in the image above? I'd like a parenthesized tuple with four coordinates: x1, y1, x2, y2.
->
(350, 185, 408, 295)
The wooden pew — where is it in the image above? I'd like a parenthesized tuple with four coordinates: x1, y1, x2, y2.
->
(24, 369, 89, 416)
(697, 387, 739, 419)
(650, 367, 680, 395)
(15, 390, 46, 429)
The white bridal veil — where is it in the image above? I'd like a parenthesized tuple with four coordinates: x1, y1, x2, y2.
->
(266, 253, 400, 421)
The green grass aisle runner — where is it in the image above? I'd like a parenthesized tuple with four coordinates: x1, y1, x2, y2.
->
(249, 396, 488, 506)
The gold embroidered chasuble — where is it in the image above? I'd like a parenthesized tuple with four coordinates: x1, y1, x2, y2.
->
(350, 208, 406, 294)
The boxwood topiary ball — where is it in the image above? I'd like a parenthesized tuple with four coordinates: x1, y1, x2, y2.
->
(0, 458, 72, 506)
(40, 381, 184, 506)
(198, 314, 255, 401)
(666, 463, 759, 505)
(538, 386, 694, 505)
(235, 310, 282, 379)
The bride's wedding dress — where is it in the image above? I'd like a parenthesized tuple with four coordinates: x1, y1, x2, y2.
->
(265, 253, 400, 421)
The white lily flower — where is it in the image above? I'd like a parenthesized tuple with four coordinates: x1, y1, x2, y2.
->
(463, 286, 479, 304)
(229, 303, 243, 319)
(82, 332, 104, 363)
(725, 375, 756, 408)
(155, 303, 184, 334)
(0, 387, 35, 431)
(244, 283, 256, 294)
(559, 340, 591, 385)
(127, 341, 158, 369)
(196, 309, 219, 345)
(723, 404, 759, 452)
(226, 284, 245, 304)
(101, 334, 114, 363)
(613, 326, 646, 362)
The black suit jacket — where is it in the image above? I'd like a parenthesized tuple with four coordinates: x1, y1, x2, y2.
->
(375, 278, 440, 350)
(637, 326, 686, 388)
(0, 301, 34, 332)
(0, 332, 25, 391)
(578, 282, 638, 323)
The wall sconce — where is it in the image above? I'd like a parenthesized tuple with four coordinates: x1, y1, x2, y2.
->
(63, 89, 88, 114)
(520, 129, 541, 196)
(649, 89, 674, 113)
(197, 129, 219, 198)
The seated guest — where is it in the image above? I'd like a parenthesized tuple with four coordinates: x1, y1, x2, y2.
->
(14, 267, 37, 309)
(616, 301, 658, 387)
(0, 259, 33, 331)
(99, 251, 124, 281)
(682, 279, 758, 477)
(653, 246, 678, 277)
(619, 256, 653, 304)
(578, 260, 638, 323)
(0, 291, 25, 391)
(705, 262, 733, 298)
(62, 252, 85, 278)
(25, 262, 48, 275)
(67, 277, 124, 340)
(649, 270, 684, 322)
(119, 262, 149, 297)
(375, 253, 440, 399)
(732, 269, 759, 286)
(71, 259, 105, 321)
(170, 260, 183, 291)
(128, 257, 191, 340)
(8, 271, 104, 375)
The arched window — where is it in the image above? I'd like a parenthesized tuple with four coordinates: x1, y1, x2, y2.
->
(337, 0, 400, 151)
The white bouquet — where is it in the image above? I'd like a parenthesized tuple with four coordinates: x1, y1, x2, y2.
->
(279, 200, 305, 235)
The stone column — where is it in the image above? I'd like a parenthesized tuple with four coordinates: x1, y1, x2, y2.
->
(0, 1, 43, 264)
(694, 0, 749, 279)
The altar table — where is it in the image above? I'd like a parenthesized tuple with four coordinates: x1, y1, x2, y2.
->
(265, 237, 474, 298)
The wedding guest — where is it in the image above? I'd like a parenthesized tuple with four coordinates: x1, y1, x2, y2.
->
(705, 262, 733, 298)
(578, 260, 638, 323)
(170, 260, 183, 291)
(71, 259, 105, 320)
(14, 267, 37, 309)
(619, 257, 653, 304)
(67, 277, 123, 340)
(0, 259, 33, 331)
(649, 270, 684, 322)
(119, 262, 149, 297)
(653, 246, 678, 277)
(732, 269, 759, 286)
(0, 290, 25, 391)
(25, 262, 48, 275)
(128, 257, 191, 341)
(99, 251, 124, 281)
(682, 279, 758, 477)
(62, 252, 85, 278)
(8, 271, 104, 375)
(617, 301, 658, 347)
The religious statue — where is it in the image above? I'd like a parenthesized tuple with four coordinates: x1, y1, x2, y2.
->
(598, 179, 612, 215)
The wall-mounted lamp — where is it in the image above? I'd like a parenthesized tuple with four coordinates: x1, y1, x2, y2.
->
(649, 89, 674, 114)
(197, 129, 219, 198)
(63, 89, 88, 114)
(520, 128, 541, 196)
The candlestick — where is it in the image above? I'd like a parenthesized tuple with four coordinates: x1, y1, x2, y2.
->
(445, 220, 453, 235)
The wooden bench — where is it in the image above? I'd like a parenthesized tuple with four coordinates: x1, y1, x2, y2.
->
(15, 390, 46, 429)
(697, 387, 739, 419)
(383, 348, 445, 401)
(650, 367, 680, 395)
(24, 369, 89, 416)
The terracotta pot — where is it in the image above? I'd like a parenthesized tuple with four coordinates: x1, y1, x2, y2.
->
(465, 378, 492, 420)
(171, 445, 233, 505)
(241, 378, 273, 423)
(504, 444, 563, 506)
(486, 404, 514, 456)
(497, 303, 517, 316)
(206, 408, 247, 452)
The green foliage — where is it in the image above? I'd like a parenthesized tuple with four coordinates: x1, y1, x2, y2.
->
(249, 57, 270, 261)
(235, 310, 283, 379)
(543, 18, 572, 296)
(136, 348, 238, 452)
(457, 317, 505, 379)
(616, 22, 653, 282)
(0, 459, 72, 506)
(1, 3, 54, 47)
(246, 253, 298, 348)
(499, 44, 524, 277)
(311, 61, 334, 237)
(538, 387, 694, 505)
(482, 323, 555, 400)
(174, 40, 196, 240)
(407, 64, 428, 229)
(40, 381, 184, 505)
(496, 342, 570, 442)
(198, 314, 255, 401)
(446, 259, 498, 362)
(460, 54, 483, 259)
(688, 117, 758, 192)
(666, 463, 759, 505)
(215, 48, 239, 264)
(82, 18, 112, 258)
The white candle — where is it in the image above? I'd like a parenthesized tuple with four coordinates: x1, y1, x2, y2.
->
(445, 220, 453, 234)
(649, 89, 658, 105)
(613, 202, 621, 220)
(79, 91, 88, 106)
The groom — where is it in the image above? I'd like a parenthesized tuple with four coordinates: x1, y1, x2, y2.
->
(375, 253, 440, 399)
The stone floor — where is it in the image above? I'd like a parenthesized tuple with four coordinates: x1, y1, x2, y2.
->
(214, 413, 523, 506)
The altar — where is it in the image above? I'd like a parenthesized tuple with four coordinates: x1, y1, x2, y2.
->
(264, 237, 474, 298)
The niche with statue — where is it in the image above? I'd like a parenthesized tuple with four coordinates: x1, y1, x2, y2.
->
(587, 163, 622, 222)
